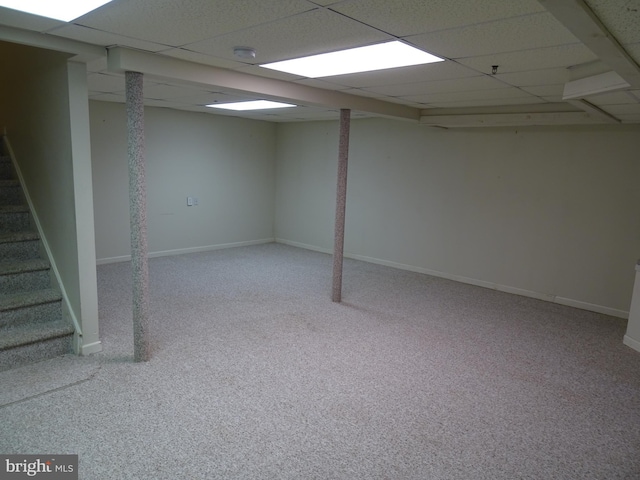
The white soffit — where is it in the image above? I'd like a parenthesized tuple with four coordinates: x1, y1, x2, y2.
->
(330, 0, 545, 37)
(537, 0, 640, 88)
(87, 72, 125, 93)
(407, 12, 580, 59)
(160, 48, 247, 70)
(49, 24, 169, 53)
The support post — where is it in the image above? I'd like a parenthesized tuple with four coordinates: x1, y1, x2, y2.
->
(125, 71, 151, 362)
(332, 109, 351, 302)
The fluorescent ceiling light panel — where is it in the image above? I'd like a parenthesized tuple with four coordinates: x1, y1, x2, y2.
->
(206, 100, 296, 111)
(0, 0, 114, 22)
(260, 41, 444, 78)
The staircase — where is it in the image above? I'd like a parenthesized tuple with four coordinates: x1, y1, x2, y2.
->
(0, 141, 74, 371)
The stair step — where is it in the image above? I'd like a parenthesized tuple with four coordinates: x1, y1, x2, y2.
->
(0, 205, 30, 233)
(0, 258, 49, 275)
(0, 320, 73, 372)
(0, 180, 23, 205)
(0, 231, 40, 260)
(0, 289, 62, 329)
(0, 259, 51, 293)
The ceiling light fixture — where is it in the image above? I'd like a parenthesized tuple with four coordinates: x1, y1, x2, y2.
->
(260, 41, 444, 78)
(233, 47, 256, 60)
(206, 100, 296, 111)
(0, 0, 114, 22)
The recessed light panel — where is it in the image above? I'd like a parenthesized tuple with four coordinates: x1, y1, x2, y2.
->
(260, 41, 444, 78)
(206, 100, 297, 111)
(0, 0, 114, 22)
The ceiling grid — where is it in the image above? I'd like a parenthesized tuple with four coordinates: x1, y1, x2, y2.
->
(0, 0, 638, 125)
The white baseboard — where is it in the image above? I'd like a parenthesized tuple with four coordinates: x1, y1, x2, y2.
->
(275, 239, 629, 319)
(96, 238, 275, 265)
(555, 297, 628, 319)
(275, 238, 332, 255)
(623, 335, 640, 353)
(80, 340, 103, 356)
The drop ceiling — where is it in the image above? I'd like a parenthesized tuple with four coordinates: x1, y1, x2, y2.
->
(0, 0, 639, 125)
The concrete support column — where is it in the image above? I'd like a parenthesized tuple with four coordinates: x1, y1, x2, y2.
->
(332, 109, 351, 303)
(624, 261, 640, 353)
(125, 71, 151, 362)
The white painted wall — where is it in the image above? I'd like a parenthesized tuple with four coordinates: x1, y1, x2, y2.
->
(90, 101, 276, 262)
(275, 118, 640, 317)
(0, 42, 100, 353)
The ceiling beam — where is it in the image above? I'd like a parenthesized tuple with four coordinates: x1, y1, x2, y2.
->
(420, 111, 608, 128)
(0, 25, 104, 62)
(537, 0, 640, 89)
(107, 47, 421, 122)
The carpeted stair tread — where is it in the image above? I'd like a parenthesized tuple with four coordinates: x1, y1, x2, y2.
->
(0, 179, 19, 187)
(0, 319, 73, 350)
(0, 289, 61, 312)
(0, 205, 29, 213)
(0, 231, 38, 243)
(0, 259, 50, 276)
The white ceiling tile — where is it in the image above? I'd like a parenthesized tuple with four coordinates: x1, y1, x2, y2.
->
(75, 0, 315, 47)
(185, 9, 389, 64)
(307, 0, 346, 6)
(402, 86, 538, 104)
(521, 84, 566, 97)
(48, 24, 168, 52)
(426, 97, 546, 108)
(601, 103, 640, 115)
(588, 91, 640, 105)
(362, 75, 508, 97)
(0, 7, 63, 32)
(331, 0, 544, 36)
(457, 44, 599, 74)
(407, 13, 579, 59)
(493, 67, 570, 87)
(624, 42, 640, 65)
(173, 92, 232, 106)
(585, 0, 640, 44)
(618, 115, 640, 123)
